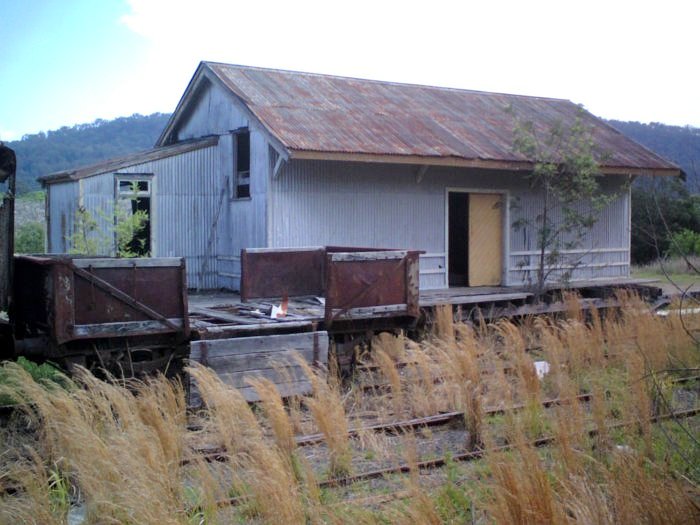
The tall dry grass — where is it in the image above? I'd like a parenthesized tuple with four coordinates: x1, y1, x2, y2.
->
(186, 363, 307, 523)
(0, 291, 698, 524)
(295, 356, 353, 477)
(0, 364, 188, 524)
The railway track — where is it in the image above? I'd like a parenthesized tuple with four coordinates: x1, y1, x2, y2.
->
(209, 406, 700, 510)
(188, 374, 699, 460)
(318, 406, 700, 488)
(2, 375, 697, 515)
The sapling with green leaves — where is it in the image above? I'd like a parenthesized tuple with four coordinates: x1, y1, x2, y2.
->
(67, 182, 149, 257)
(509, 107, 619, 296)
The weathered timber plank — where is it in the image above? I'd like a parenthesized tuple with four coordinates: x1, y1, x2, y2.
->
(478, 298, 620, 319)
(187, 331, 328, 405)
(419, 292, 531, 307)
(196, 347, 318, 375)
(189, 379, 313, 406)
(72, 257, 183, 269)
(190, 331, 328, 360)
(329, 251, 407, 262)
(330, 304, 407, 320)
(73, 318, 184, 337)
(192, 321, 316, 339)
(238, 381, 312, 402)
(189, 306, 263, 325)
(244, 246, 324, 254)
(204, 365, 310, 389)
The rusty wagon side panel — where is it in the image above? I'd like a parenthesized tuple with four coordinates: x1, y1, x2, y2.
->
(239, 246, 422, 324)
(0, 145, 16, 315)
(13, 256, 189, 345)
(324, 250, 420, 322)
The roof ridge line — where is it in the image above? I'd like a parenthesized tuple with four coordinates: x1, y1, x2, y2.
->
(203, 61, 573, 103)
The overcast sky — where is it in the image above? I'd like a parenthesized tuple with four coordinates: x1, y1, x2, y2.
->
(1, 0, 698, 141)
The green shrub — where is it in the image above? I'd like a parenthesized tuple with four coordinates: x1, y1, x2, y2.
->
(667, 228, 700, 257)
(0, 357, 68, 405)
(14, 221, 45, 254)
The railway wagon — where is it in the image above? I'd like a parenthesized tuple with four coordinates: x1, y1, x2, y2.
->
(1, 143, 424, 398)
(1, 143, 192, 375)
(11, 255, 190, 375)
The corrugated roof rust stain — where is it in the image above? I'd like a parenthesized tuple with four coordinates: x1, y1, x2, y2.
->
(206, 62, 678, 172)
(41, 136, 219, 184)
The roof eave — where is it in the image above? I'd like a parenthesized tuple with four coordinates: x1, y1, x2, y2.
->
(289, 150, 533, 171)
(40, 136, 219, 186)
(155, 62, 209, 146)
(289, 150, 681, 176)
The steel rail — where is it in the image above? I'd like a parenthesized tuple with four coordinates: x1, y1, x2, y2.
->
(210, 407, 700, 510)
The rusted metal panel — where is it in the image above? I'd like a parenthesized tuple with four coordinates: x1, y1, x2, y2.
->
(0, 145, 16, 312)
(240, 247, 325, 300)
(205, 63, 679, 174)
(324, 250, 422, 322)
(239, 246, 422, 321)
(405, 251, 420, 317)
(13, 256, 189, 345)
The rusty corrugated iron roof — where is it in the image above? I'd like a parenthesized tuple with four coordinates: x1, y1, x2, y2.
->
(40, 136, 219, 185)
(204, 62, 679, 174)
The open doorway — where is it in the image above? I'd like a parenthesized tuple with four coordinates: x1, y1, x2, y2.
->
(447, 191, 503, 287)
(448, 192, 469, 286)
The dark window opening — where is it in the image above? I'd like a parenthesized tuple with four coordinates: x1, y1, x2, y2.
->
(448, 192, 469, 287)
(127, 196, 150, 255)
(233, 130, 250, 199)
(116, 178, 151, 256)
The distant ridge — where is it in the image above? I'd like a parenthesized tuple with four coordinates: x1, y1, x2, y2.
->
(7, 113, 171, 193)
(606, 120, 700, 186)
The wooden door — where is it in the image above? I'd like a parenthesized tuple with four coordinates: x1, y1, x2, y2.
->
(468, 193, 503, 286)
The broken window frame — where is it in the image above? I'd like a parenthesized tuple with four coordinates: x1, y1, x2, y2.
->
(114, 173, 153, 256)
(230, 128, 251, 200)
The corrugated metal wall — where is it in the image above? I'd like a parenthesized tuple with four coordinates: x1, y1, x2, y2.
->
(47, 144, 222, 289)
(215, 128, 269, 290)
(117, 145, 221, 289)
(269, 160, 631, 289)
(508, 177, 630, 284)
(174, 80, 269, 291)
(80, 174, 116, 255)
(176, 78, 247, 140)
(47, 181, 79, 253)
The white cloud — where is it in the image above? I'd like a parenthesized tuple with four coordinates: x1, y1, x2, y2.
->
(0, 129, 21, 142)
(68, 0, 700, 127)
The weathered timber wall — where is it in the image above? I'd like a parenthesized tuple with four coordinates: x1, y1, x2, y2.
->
(188, 331, 329, 404)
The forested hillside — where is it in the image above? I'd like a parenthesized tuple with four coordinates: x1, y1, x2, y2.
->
(607, 120, 700, 185)
(6, 113, 170, 193)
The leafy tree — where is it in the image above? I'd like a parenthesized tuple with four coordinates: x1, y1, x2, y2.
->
(14, 221, 45, 253)
(667, 229, 700, 258)
(510, 108, 618, 295)
(631, 178, 700, 264)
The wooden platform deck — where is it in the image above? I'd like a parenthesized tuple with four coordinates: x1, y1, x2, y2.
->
(188, 277, 661, 338)
(185, 278, 662, 404)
